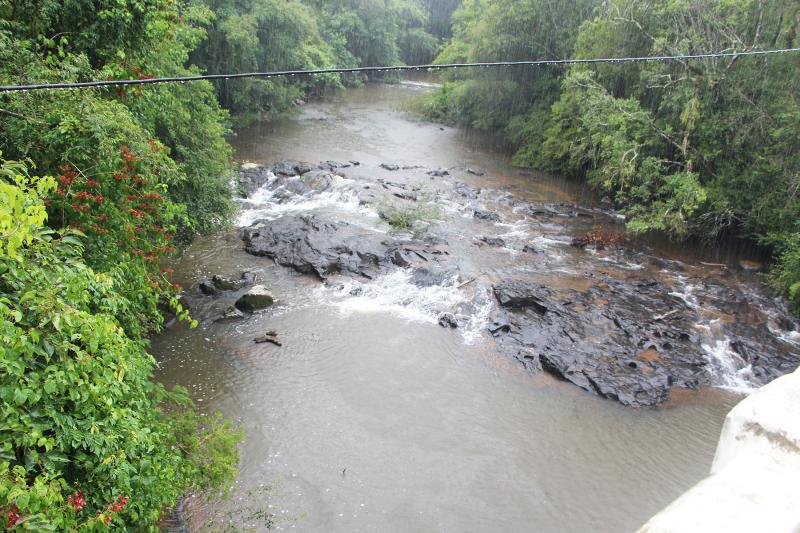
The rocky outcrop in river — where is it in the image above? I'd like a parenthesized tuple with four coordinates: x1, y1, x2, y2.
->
(235, 159, 800, 407)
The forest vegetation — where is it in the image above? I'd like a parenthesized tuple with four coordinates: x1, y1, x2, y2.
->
(0, 0, 798, 528)
(422, 0, 800, 311)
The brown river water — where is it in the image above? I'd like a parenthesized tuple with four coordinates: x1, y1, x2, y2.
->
(151, 82, 799, 532)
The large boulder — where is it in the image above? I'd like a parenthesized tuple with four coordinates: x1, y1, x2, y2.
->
(241, 216, 447, 280)
(489, 276, 715, 406)
(234, 285, 275, 312)
(239, 163, 272, 197)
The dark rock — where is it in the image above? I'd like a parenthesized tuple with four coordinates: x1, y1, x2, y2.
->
(240, 271, 258, 285)
(199, 279, 220, 296)
(393, 191, 418, 201)
(318, 160, 349, 171)
(473, 209, 501, 222)
(438, 313, 458, 328)
(453, 181, 480, 199)
(241, 215, 445, 280)
(349, 160, 361, 166)
(522, 245, 544, 254)
(380, 163, 400, 171)
(493, 281, 550, 314)
(410, 267, 458, 288)
(216, 306, 246, 323)
(302, 170, 335, 192)
(272, 159, 308, 177)
(479, 236, 506, 247)
(239, 163, 272, 197)
(427, 168, 449, 177)
(349, 286, 363, 296)
(489, 275, 719, 406)
(211, 275, 245, 291)
(466, 168, 485, 176)
(234, 285, 275, 312)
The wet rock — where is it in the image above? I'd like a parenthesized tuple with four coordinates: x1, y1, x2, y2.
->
(240, 271, 258, 285)
(242, 216, 444, 280)
(489, 275, 721, 406)
(302, 170, 335, 192)
(380, 163, 400, 171)
(349, 286, 363, 296)
(466, 168, 485, 176)
(522, 245, 544, 254)
(473, 209, 501, 222)
(438, 313, 458, 328)
(479, 236, 506, 247)
(272, 159, 311, 177)
(427, 168, 449, 177)
(234, 285, 275, 312)
(493, 281, 549, 314)
(199, 279, 220, 296)
(239, 163, 272, 197)
(282, 178, 312, 196)
(216, 306, 246, 323)
(349, 160, 361, 166)
(725, 323, 800, 383)
(454, 181, 480, 199)
(393, 191, 418, 201)
(318, 160, 349, 171)
(410, 267, 458, 288)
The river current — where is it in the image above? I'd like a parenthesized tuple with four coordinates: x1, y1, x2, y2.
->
(151, 82, 798, 531)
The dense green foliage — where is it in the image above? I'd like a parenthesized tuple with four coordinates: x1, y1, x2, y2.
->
(191, 0, 451, 119)
(425, 0, 800, 312)
(0, 158, 241, 530)
(0, 0, 242, 529)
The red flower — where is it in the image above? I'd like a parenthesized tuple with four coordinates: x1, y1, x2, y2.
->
(58, 163, 72, 171)
(67, 491, 86, 511)
(5, 504, 22, 528)
(103, 516, 111, 524)
(94, 195, 105, 204)
(129, 209, 146, 218)
(113, 173, 126, 181)
(109, 496, 128, 513)
(86, 179, 98, 188)
(97, 213, 108, 222)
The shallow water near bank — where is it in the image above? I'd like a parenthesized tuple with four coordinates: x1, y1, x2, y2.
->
(152, 83, 792, 531)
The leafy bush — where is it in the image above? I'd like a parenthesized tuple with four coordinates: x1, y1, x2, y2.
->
(0, 158, 242, 530)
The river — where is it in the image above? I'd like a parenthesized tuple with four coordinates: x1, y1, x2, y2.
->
(151, 82, 799, 531)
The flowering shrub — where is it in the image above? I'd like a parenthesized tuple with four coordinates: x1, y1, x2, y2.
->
(0, 159, 241, 530)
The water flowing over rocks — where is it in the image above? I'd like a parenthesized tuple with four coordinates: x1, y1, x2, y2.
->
(236, 160, 800, 406)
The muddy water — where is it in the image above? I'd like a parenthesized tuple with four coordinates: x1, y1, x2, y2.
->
(151, 83, 793, 531)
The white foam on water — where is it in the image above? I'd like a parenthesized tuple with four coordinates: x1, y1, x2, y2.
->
(701, 339, 758, 394)
(531, 235, 569, 247)
(596, 255, 645, 270)
(315, 270, 492, 345)
(237, 175, 375, 227)
(668, 277, 700, 310)
(496, 220, 530, 240)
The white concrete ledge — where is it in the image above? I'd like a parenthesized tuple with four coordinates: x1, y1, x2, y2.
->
(638, 367, 800, 533)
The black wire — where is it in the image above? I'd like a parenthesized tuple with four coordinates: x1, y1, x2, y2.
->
(1, 47, 798, 93)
